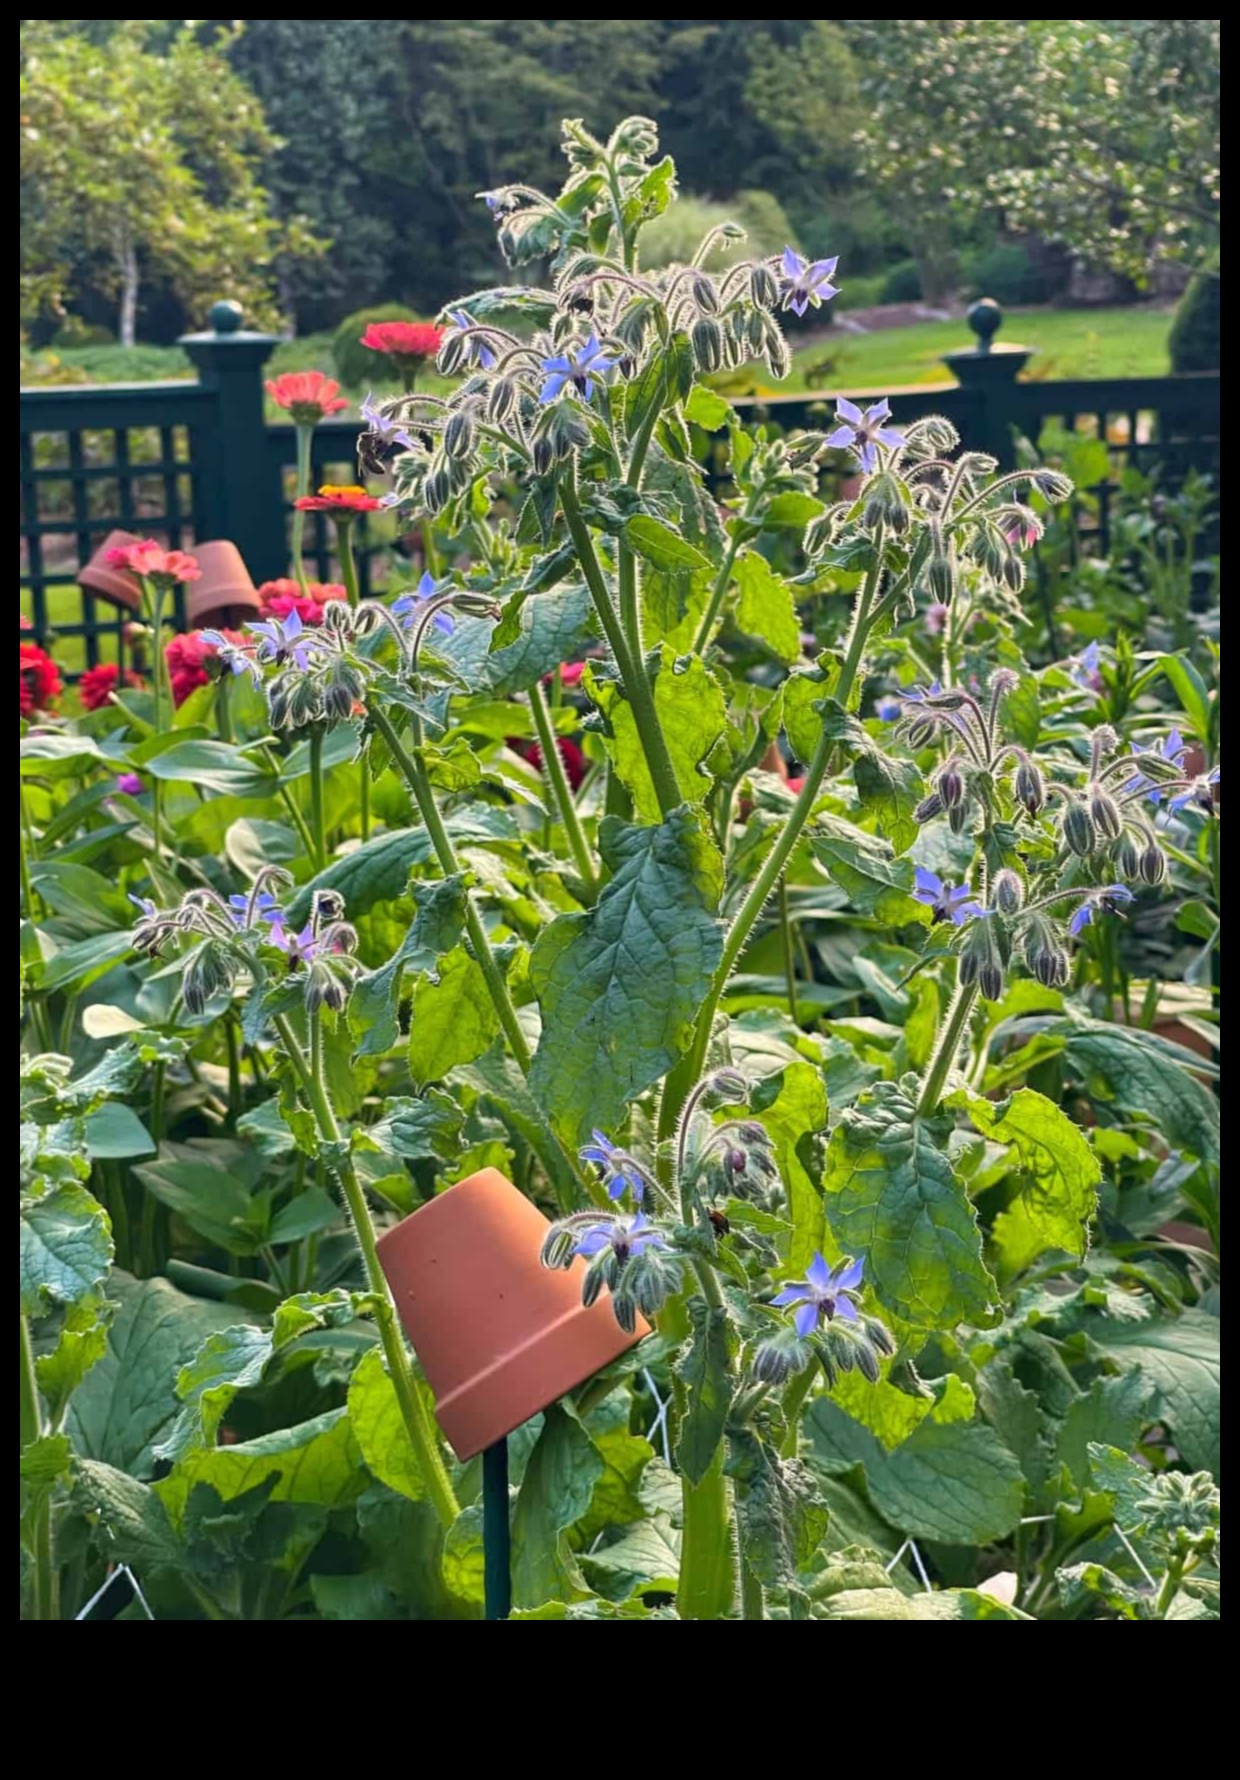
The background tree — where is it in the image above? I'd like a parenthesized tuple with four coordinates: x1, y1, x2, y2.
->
(20, 20, 301, 344)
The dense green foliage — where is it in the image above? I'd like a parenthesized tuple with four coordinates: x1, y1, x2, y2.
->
(1169, 262, 1221, 374)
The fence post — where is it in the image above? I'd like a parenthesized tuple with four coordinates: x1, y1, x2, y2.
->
(178, 299, 286, 581)
(941, 299, 1034, 470)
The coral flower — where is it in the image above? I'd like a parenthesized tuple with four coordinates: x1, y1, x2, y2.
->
(20, 641, 62, 716)
(293, 484, 384, 514)
(104, 539, 201, 584)
(264, 371, 349, 422)
(360, 321, 445, 361)
(257, 578, 347, 626)
(79, 661, 144, 711)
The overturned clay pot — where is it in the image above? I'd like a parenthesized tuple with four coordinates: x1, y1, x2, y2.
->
(185, 539, 262, 627)
(78, 529, 143, 612)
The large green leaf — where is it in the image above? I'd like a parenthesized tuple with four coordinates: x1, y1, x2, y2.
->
(68, 1273, 249, 1477)
(132, 1155, 263, 1255)
(958, 1087, 1099, 1271)
(347, 1347, 438, 1503)
(407, 946, 500, 1085)
(587, 650, 727, 824)
(20, 1183, 113, 1315)
(1091, 1311, 1220, 1477)
(145, 739, 275, 800)
(623, 514, 711, 573)
(155, 1324, 274, 1465)
(1062, 1018, 1220, 1164)
(733, 549, 801, 664)
(34, 1297, 112, 1423)
(1057, 1371, 1152, 1486)
(156, 1407, 364, 1526)
(284, 805, 518, 924)
(350, 876, 467, 1057)
(810, 814, 922, 922)
(529, 809, 723, 1143)
(436, 584, 597, 693)
(819, 1586, 1028, 1620)
(511, 1404, 604, 1610)
(730, 1428, 830, 1589)
(822, 1080, 997, 1331)
(853, 749, 924, 857)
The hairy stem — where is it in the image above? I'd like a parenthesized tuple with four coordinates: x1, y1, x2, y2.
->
(291, 423, 313, 595)
(691, 531, 743, 656)
(917, 979, 979, 1115)
(528, 679, 597, 893)
(274, 1011, 459, 1528)
(21, 1315, 58, 1620)
(337, 522, 371, 844)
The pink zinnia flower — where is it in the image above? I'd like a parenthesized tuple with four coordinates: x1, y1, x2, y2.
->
(256, 578, 347, 627)
(79, 661, 144, 711)
(264, 371, 349, 423)
(20, 641, 62, 716)
(104, 539, 201, 584)
(360, 321, 444, 362)
(925, 602, 950, 637)
(165, 627, 245, 707)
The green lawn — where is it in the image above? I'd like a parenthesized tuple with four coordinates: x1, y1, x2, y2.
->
(36, 305, 1174, 407)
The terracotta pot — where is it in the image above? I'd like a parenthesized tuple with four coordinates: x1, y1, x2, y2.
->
(1152, 1017, 1215, 1064)
(376, 1167, 644, 1461)
(78, 529, 143, 612)
(185, 540, 262, 627)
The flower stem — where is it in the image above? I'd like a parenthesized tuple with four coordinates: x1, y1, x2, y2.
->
(337, 521, 371, 844)
(146, 579, 166, 859)
(778, 875, 799, 1024)
(560, 472, 682, 821)
(136, 1061, 167, 1276)
(739, 1557, 766, 1621)
(274, 1011, 459, 1528)
(676, 1445, 736, 1620)
(657, 546, 886, 1160)
(260, 746, 318, 862)
(308, 728, 327, 872)
(691, 532, 742, 656)
(20, 1314, 58, 1620)
(916, 979, 979, 1116)
(779, 1364, 818, 1459)
(528, 679, 596, 893)
(368, 705, 532, 1073)
(291, 423, 313, 595)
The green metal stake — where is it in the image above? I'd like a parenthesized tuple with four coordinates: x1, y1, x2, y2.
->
(482, 1437, 512, 1621)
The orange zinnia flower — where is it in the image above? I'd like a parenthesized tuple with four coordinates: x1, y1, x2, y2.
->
(104, 539, 201, 584)
(265, 370, 349, 423)
(293, 484, 384, 514)
(360, 321, 444, 361)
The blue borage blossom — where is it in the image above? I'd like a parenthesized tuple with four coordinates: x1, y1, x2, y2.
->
(902, 679, 944, 705)
(1169, 765, 1220, 814)
(778, 246, 839, 318)
(268, 920, 321, 964)
(825, 397, 906, 473)
(1068, 883, 1135, 936)
(579, 1129, 648, 1202)
(129, 894, 158, 919)
(914, 867, 985, 925)
(446, 309, 496, 371)
(227, 891, 283, 930)
(573, 1210, 668, 1263)
(538, 332, 617, 403)
(359, 392, 416, 451)
(875, 694, 903, 722)
(1124, 728, 1188, 803)
(392, 570, 454, 637)
(1069, 640, 1103, 691)
(772, 1252, 865, 1336)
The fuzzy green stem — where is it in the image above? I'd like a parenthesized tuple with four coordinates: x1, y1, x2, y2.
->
(691, 532, 743, 656)
(779, 1365, 818, 1459)
(528, 679, 597, 893)
(739, 1557, 766, 1621)
(676, 1446, 736, 1620)
(136, 1061, 167, 1276)
(291, 423, 314, 594)
(146, 579, 167, 858)
(275, 1011, 459, 1528)
(657, 547, 886, 1159)
(21, 1315, 58, 1620)
(215, 669, 234, 743)
(1154, 1550, 1189, 1618)
(778, 875, 799, 1024)
(259, 745, 318, 861)
(560, 473, 681, 821)
(917, 979, 979, 1116)
(337, 522, 371, 844)
(308, 728, 328, 872)
(368, 706, 533, 1073)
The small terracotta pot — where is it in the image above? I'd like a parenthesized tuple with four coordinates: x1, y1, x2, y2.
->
(79, 529, 143, 612)
(377, 1167, 645, 1461)
(185, 540, 262, 627)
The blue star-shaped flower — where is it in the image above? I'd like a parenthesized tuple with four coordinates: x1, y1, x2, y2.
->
(391, 570, 454, 637)
(778, 246, 839, 318)
(538, 332, 617, 403)
(772, 1252, 865, 1336)
(825, 397, 906, 473)
(914, 867, 984, 925)
(1069, 883, 1135, 936)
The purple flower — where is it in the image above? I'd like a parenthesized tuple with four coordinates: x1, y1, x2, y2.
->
(1004, 515, 1041, 549)
(480, 190, 511, 216)
(1068, 641, 1103, 693)
(129, 893, 158, 919)
(448, 309, 496, 371)
(1125, 728, 1189, 804)
(579, 1130, 647, 1202)
(825, 397, 906, 473)
(778, 246, 839, 319)
(199, 629, 259, 681)
(268, 921, 320, 964)
(360, 391, 416, 451)
(227, 891, 284, 930)
(914, 867, 985, 924)
(772, 1251, 864, 1336)
(538, 332, 617, 403)
(925, 601, 950, 637)
(244, 609, 319, 672)
(1168, 764, 1220, 815)
(903, 680, 943, 705)
(573, 1210, 667, 1263)
(116, 772, 144, 797)
(392, 571, 454, 637)
(1068, 883, 1135, 936)
(875, 695, 903, 722)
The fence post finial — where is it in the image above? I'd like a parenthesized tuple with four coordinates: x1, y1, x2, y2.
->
(940, 296, 1035, 469)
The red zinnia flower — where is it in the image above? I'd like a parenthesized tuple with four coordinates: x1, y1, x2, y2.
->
(360, 321, 444, 362)
(257, 578, 348, 626)
(509, 735, 587, 792)
(293, 483, 384, 515)
(79, 661, 144, 711)
(104, 539, 201, 584)
(165, 628, 245, 707)
(264, 370, 349, 423)
(20, 641, 62, 717)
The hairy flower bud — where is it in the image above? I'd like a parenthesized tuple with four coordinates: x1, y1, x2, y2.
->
(184, 941, 233, 1018)
(906, 716, 937, 750)
(913, 791, 944, 823)
(1139, 841, 1168, 885)
(992, 868, 1024, 915)
(751, 1329, 808, 1386)
(1033, 469, 1074, 503)
(749, 263, 780, 309)
(1089, 786, 1124, 841)
(443, 408, 476, 460)
(1014, 757, 1046, 817)
(948, 799, 972, 835)
(690, 316, 724, 373)
(487, 376, 518, 424)
(691, 272, 719, 315)
(437, 333, 466, 377)
(862, 471, 910, 535)
(1024, 915, 1069, 987)
(532, 435, 554, 477)
(937, 764, 965, 809)
(927, 543, 956, 605)
(978, 960, 1004, 1002)
(1063, 802, 1096, 856)
(1113, 833, 1141, 880)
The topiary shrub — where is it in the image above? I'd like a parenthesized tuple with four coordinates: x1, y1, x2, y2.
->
(879, 258, 923, 303)
(332, 303, 422, 388)
(1169, 260, 1220, 373)
(965, 243, 1048, 307)
(51, 315, 115, 349)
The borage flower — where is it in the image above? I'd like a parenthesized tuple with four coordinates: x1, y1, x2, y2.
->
(573, 1210, 668, 1263)
(874, 694, 903, 723)
(359, 392, 416, 452)
(1068, 883, 1135, 936)
(1124, 728, 1188, 804)
(914, 867, 984, 925)
(778, 246, 839, 318)
(79, 661, 143, 711)
(772, 1252, 865, 1335)
(1068, 640, 1103, 693)
(578, 1130, 647, 1202)
(360, 321, 445, 362)
(241, 608, 323, 671)
(538, 332, 617, 404)
(20, 641, 61, 716)
(264, 371, 349, 423)
(227, 891, 284, 930)
(269, 922, 320, 965)
(293, 484, 384, 515)
(825, 398, 906, 474)
(104, 540, 201, 584)
(392, 571, 454, 638)
(446, 310, 496, 371)
(1168, 765, 1220, 816)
